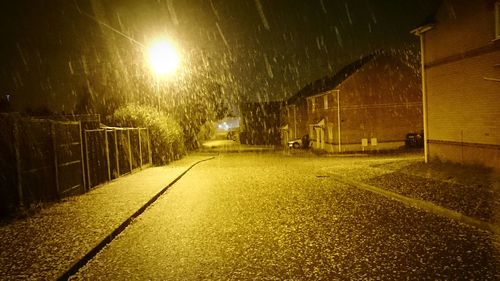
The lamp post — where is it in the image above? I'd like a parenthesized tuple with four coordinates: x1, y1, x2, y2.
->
(147, 40, 180, 111)
(411, 24, 434, 163)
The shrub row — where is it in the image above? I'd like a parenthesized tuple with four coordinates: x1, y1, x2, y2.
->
(112, 104, 185, 165)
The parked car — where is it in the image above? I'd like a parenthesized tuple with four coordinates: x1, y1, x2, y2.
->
(288, 134, 310, 149)
(405, 132, 424, 148)
(288, 138, 302, 149)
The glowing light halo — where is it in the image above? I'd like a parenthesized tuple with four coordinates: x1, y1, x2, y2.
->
(148, 40, 180, 76)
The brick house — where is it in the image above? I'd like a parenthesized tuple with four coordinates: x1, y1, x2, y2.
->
(412, 0, 500, 170)
(280, 88, 310, 146)
(286, 53, 422, 152)
(281, 55, 379, 147)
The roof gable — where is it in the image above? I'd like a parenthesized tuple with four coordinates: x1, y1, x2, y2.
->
(287, 52, 414, 104)
(287, 53, 378, 104)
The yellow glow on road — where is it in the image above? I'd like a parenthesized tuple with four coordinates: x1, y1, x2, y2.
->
(148, 40, 180, 76)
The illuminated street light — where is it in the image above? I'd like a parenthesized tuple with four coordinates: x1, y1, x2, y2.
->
(147, 40, 180, 111)
(148, 40, 180, 76)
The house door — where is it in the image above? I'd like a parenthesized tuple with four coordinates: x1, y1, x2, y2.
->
(315, 127, 325, 149)
(281, 130, 289, 146)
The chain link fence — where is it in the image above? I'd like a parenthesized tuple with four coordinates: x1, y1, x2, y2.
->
(84, 127, 151, 188)
(0, 114, 151, 217)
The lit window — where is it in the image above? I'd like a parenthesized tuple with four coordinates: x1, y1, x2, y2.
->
(496, 2, 500, 39)
(324, 95, 328, 109)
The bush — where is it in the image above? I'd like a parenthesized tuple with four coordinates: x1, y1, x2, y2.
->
(112, 104, 185, 165)
(196, 121, 216, 144)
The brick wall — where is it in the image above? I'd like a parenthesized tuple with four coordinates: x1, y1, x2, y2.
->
(307, 55, 422, 149)
(240, 102, 283, 145)
(425, 0, 496, 64)
(424, 0, 500, 170)
(426, 52, 500, 145)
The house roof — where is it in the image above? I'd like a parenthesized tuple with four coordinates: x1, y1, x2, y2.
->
(287, 52, 379, 104)
(411, 11, 437, 35)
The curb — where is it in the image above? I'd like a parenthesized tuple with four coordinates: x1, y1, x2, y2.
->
(58, 156, 215, 280)
(328, 174, 500, 236)
(198, 149, 277, 154)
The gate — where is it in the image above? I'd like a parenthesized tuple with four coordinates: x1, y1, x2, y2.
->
(51, 121, 86, 197)
(1, 116, 86, 210)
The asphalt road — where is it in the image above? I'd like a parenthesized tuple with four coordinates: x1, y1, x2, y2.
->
(73, 153, 499, 280)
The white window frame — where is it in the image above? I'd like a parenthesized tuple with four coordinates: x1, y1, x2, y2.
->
(496, 2, 500, 39)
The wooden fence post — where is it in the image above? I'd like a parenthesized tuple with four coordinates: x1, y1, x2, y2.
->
(138, 129, 143, 169)
(105, 130, 111, 181)
(127, 129, 133, 172)
(147, 128, 152, 165)
(50, 121, 61, 198)
(85, 130, 91, 189)
(79, 122, 86, 192)
(12, 116, 24, 207)
(115, 130, 120, 177)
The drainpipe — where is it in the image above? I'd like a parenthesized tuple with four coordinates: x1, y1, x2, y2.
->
(420, 34, 429, 163)
(412, 24, 434, 163)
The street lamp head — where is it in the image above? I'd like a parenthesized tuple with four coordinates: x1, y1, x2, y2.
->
(148, 40, 180, 76)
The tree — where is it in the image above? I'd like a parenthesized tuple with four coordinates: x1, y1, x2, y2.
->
(74, 86, 95, 114)
(169, 78, 230, 150)
(112, 104, 185, 164)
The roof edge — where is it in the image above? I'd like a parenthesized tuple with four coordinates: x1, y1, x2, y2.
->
(411, 24, 435, 35)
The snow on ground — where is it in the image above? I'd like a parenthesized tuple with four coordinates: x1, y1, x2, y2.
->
(73, 153, 499, 280)
(1, 150, 498, 279)
(0, 155, 211, 280)
(292, 150, 500, 224)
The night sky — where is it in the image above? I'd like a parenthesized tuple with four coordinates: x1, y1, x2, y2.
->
(0, 0, 440, 113)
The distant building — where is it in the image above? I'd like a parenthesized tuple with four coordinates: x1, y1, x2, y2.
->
(280, 92, 309, 146)
(285, 53, 422, 152)
(240, 101, 283, 145)
(215, 117, 240, 140)
(412, 0, 500, 170)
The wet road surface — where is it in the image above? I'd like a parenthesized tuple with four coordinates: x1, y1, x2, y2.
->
(73, 153, 499, 280)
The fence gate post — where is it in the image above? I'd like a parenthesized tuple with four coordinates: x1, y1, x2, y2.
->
(79, 122, 86, 191)
(127, 129, 133, 172)
(12, 117, 24, 207)
(138, 129, 143, 169)
(114, 130, 120, 177)
(105, 130, 111, 181)
(85, 130, 91, 189)
(50, 121, 61, 198)
(147, 128, 152, 165)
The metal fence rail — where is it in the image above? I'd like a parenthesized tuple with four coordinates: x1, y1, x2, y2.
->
(84, 127, 152, 189)
(0, 114, 152, 216)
